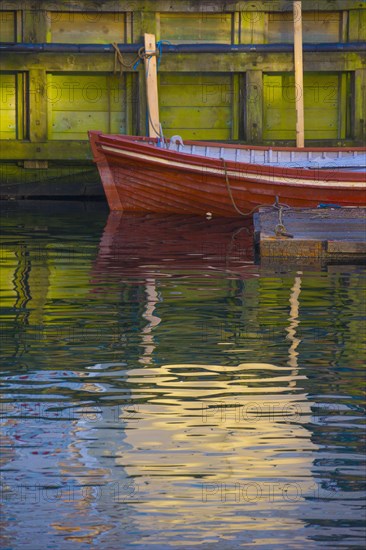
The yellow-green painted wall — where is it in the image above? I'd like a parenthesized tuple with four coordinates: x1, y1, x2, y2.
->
(263, 73, 349, 141)
(0, 1, 365, 191)
(160, 73, 235, 140)
(47, 74, 126, 139)
(0, 74, 16, 139)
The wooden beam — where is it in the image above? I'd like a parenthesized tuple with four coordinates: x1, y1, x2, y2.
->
(1, 0, 365, 12)
(0, 141, 92, 160)
(29, 69, 47, 142)
(144, 33, 160, 138)
(0, 49, 363, 74)
(293, 1, 305, 148)
(246, 70, 263, 143)
(354, 69, 366, 144)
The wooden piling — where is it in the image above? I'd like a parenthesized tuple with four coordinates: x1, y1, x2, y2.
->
(293, 1, 305, 148)
(144, 33, 160, 138)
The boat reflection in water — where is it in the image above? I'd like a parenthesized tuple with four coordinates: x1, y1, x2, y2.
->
(93, 211, 255, 279)
(89, 214, 316, 548)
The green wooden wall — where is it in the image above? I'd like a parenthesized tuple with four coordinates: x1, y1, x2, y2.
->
(159, 73, 237, 140)
(267, 11, 343, 43)
(48, 12, 126, 44)
(159, 13, 233, 43)
(0, 1, 365, 193)
(0, 74, 16, 140)
(47, 74, 126, 139)
(263, 73, 349, 141)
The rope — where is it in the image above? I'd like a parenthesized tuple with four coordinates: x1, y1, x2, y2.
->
(274, 196, 293, 237)
(112, 43, 142, 75)
(132, 40, 171, 71)
(221, 158, 292, 230)
(221, 158, 270, 216)
(156, 40, 171, 68)
(113, 41, 171, 73)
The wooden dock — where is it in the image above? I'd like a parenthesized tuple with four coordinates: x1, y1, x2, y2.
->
(254, 207, 366, 265)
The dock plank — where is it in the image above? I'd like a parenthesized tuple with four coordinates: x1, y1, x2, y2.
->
(254, 207, 366, 264)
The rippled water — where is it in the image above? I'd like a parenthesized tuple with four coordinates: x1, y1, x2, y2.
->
(1, 201, 365, 549)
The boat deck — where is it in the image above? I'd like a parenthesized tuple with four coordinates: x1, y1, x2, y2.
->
(164, 141, 366, 171)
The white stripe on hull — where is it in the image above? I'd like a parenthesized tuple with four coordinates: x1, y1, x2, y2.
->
(100, 145, 365, 189)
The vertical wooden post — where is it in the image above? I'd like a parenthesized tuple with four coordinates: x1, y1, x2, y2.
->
(29, 69, 48, 142)
(246, 70, 263, 143)
(138, 70, 147, 135)
(293, 1, 305, 148)
(354, 69, 366, 144)
(144, 33, 160, 138)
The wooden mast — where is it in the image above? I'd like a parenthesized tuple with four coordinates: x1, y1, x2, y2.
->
(144, 33, 160, 138)
(293, 1, 305, 148)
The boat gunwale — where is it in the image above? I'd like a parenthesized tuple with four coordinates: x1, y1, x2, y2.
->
(90, 131, 366, 153)
(90, 132, 366, 184)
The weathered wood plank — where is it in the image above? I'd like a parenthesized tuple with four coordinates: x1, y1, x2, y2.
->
(137, 11, 158, 39)
(46, 74, 125, 112)
(263, 73, 345, 141)
(159, 72, 234, 139)
(0, 51, 363, 74)
(268, 11, 341, 43)
(159, 13, 233, 43)
(144, 33, 160, 138)
(0, 141, 93, 160)
(354, 68, 366, 143)
(47, 73, 126, 139)
(0, 11, 16, 41)
(29, 69, 47, 142)
(23, 9, 48, 42)
(161, 128, 231, 140)
(160, 75, 233, 106)
(160, 106, 231, 128)
(137, 70, 147, 135)
(240, 11, 266, 44)
(49, 111, 124, 140)
(255, 207, 366, 264)
(293, 1, 305, 148)
(49, 11, 126, 43)
(246, 70, 263, 143)
(3, 1, 362, 13)
(349, 9, 366, 41)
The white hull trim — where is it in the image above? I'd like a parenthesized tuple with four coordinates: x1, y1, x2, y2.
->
(101, 145, 364, 189)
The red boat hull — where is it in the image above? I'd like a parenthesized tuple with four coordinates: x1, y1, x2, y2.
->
(89, 132, 366, 216)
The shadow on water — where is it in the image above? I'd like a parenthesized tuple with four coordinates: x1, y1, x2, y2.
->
(0, 201, 365, 549)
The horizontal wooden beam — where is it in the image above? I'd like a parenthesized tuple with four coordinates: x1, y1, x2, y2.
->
(0, 141, 92, 160)
(0, 1, 364, 13)
(0, 52, 363, 73)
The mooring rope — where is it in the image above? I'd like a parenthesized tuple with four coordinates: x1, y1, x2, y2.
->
(112, 42, 166, 75)
(221, 158, 256, 216)
(274, 196, 293, 237)
(221, 158, 276, 217)
(221, 158, 292, 236)
(112, 43, 143, 75)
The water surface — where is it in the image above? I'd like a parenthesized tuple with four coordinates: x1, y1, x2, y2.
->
(1, 201, 365, 549)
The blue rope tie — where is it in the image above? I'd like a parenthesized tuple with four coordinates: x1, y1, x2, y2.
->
(156, 40, 171, 69)
(133, 40, 171, 71)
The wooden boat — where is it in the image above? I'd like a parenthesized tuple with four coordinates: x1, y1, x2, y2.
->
(89, 131, 366, 217)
